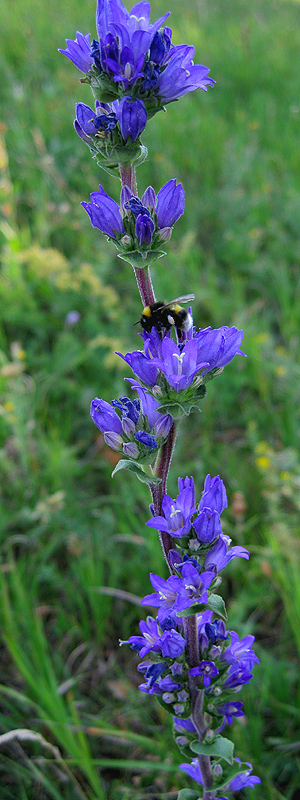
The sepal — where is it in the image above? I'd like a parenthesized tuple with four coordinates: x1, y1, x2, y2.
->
(177, 791, 200, 800)
(117, 249, 166, 269)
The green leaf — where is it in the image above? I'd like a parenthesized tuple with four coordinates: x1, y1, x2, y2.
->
(190, 736, 234, 765)
(111, 459, 161, 486)
(117, 250, 166, 269)
(176, 604, 206, 618)
(177, 791, 200, 800)
(206, 594, 228, 621)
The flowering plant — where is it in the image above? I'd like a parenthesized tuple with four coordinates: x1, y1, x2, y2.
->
(61, 1, 260, 797)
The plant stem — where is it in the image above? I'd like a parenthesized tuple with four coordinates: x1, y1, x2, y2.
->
(119, 163, 137, 194)
(119, 163, 156, 307)
(185, 621, 216, 799)
(150, 421, 178, 567)
(133, 266, 156, 306)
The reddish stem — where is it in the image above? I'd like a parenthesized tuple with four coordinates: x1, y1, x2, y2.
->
(150, 421, 178, 568)
(133, 266, 156, 307)
(119, 163, 137, 194)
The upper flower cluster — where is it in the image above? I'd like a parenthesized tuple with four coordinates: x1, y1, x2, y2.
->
(60, 0, 214, 122)
(118, 322, 244, 416)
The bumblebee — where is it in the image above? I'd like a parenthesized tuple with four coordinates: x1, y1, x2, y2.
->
(140, 295, 195, 338)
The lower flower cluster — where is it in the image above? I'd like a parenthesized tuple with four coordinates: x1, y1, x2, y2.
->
(121, 473, 260, 798)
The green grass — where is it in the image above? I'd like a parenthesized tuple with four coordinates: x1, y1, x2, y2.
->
(0, 0, 300, 797)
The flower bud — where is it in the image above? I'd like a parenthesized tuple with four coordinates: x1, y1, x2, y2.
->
(103, 431, 123, 450)
(213, 764, 223, 778)
(120, 234, 133, 248)
(122, 417, 136, 437)
(157, 226, 172, 242)
(122, 441, 139, 458)
(116, 96, 147, 142)
(154, 413, 172, 439)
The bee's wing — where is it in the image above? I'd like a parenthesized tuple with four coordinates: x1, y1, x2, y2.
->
(164, 294, 195, 308)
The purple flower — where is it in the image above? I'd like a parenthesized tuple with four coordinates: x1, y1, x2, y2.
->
(193, 507, 222, 543)
(128, 380, 172, 436)
(225, 760, 261, 791)
(95, 1, 170, 88)
(60, 3, 214, 114)
(65, 310, 81, 325)
(121, 616, 161, 657)
(195, 326, 245, 374)
(200, 474, 227, 514)
(135, 214, 155, 247)
(140, 661, 168, 691)
(81, 185, 124, 239)
(189, 660, 219, 688)
(179, 758, 203, 785)
(178, 476, 195, 506)
(205, 534, 250, 573)
(215, 701, 244, 725)
(141, 566, 214, 624)
(159, 629, 186, 658)
(146, 486, 196, 539)
(173, 717, 196, 734)
(155, 45, 215, 103)
(84, 179, 185, 252)
(156, 179, 185, 228)
(90, 389, 172, 459)
(179, 758, 260, 792)
(59, 32, 93, 72)
(117, 349, 159, 387)
(134, 430, 157, 450)
(74, 100, 118, 144)
(91, 397, 122, 436)
(147, 336, 209, 392)
(221, 631, 259, 670)
(139, 671, 181, 696)
(115, 96, 147, 140)
(223, 662, 254, 690)
(205, 619, 227, 645)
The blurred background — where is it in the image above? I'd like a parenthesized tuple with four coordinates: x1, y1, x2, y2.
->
(0, 0, 300, 797)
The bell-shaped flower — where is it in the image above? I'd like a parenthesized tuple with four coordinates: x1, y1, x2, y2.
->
(189, 660, 219, 689)
(223, 662, 254, 691)
(205, 534, 250, 573)
(215, 701, 244, 726)
(178, 476, 195, 507)
(90, 397, 123, 436)
(156, 179, 185, 228)
(82, 185, 124, 239)
(115, 96, 147, 140)
(195, 326, 245, 374)
(199, 474, 227, 514)
(224, 761, 261, 792)
(193, 507, 222, 543)
(141, 566, 214, 624)
(146, 486, 196, 539)
(220, 631, 259, 670)
(59, 31, 93, 72)
(155, 44, 215, 103)
(148, 336, 209, 392)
